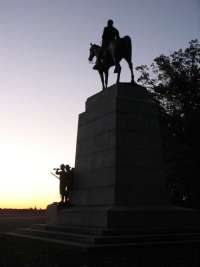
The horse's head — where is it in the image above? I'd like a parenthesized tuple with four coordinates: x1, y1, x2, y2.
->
(88, 43, 99, 62)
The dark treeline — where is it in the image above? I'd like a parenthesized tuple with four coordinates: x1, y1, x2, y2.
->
(0, 208, 46, 212)
(136, 39, 200, 208)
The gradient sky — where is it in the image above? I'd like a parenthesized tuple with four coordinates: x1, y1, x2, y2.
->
(0, 0, 199, 208)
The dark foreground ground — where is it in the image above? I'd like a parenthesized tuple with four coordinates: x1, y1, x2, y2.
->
(0, 210, 199, 267)
(0, 210, 87, 267)
(0, 210, 52, 267)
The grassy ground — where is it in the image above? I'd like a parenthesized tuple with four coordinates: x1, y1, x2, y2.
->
(0, 214, 46, 233)
(0, 211, 86, 267)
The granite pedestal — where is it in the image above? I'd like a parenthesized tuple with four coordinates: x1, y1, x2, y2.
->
(47, 84, 200, 233)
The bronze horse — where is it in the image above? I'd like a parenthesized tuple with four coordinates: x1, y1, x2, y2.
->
(88, 36, 134, 90)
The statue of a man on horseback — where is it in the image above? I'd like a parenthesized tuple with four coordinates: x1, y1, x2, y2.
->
(89, 19, 134, 90)
(93, 19, 120, 73)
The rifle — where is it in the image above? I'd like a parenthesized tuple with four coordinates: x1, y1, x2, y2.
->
(50, 172, 59, 179)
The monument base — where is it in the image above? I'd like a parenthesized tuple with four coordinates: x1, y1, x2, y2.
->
(4, 221, 200, 267)
(5, 203, 200, 266)
(46, 203, 200, 241)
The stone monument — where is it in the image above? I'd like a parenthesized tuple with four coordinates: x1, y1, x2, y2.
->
(47, 83, 200, 234)
(47, 83, 171, 228)
(6, 83, 200, 266)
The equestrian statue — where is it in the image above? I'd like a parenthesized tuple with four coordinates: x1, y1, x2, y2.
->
(88, 19, 134, 90)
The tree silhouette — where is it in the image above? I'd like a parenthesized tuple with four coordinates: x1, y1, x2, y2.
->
(136, 39, 200, 207)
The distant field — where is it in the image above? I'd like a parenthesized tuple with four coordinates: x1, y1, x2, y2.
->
(0, 210, 46, 233)
(0, 210, 84, 267)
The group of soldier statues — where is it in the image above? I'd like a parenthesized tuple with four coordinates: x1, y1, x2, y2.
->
(52, 164, 74, 205)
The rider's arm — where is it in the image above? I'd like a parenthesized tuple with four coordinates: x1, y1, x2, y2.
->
(115, 28, 120, 39)
(102, 27, 107, 41)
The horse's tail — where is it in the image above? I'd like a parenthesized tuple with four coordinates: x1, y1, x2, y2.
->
(121, 35, 132, 60)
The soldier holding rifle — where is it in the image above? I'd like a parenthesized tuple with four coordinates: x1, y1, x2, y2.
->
(51, 164, 73, 204)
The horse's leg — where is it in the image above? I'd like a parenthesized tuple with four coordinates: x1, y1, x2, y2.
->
(105, 70, 109, 88)
(113, 57, 121, 74)
(110, 44, 120, 74)
(116, 65, 121, 84)
(99, 70, 105, 90)
(128, 61, 134, 83)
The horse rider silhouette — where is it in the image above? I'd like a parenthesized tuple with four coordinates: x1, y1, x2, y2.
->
(93, 19, 120, 72)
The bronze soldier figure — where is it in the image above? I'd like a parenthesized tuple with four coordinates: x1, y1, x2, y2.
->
(93, 19, 120, 70)
(55, 164, 68, 203)
(64, 164, 74, 204)
(89, 21, 134, 89)
(52, 164, 74, 204)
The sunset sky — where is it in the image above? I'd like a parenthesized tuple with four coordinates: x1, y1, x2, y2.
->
(0, 0, 199, 208)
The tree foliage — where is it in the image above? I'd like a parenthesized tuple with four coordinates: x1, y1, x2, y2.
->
(136, 39, 200, 207)
(136, 39, 200, 118)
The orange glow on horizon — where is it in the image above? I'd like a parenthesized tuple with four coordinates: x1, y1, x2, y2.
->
(0, 140, 74, 209)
